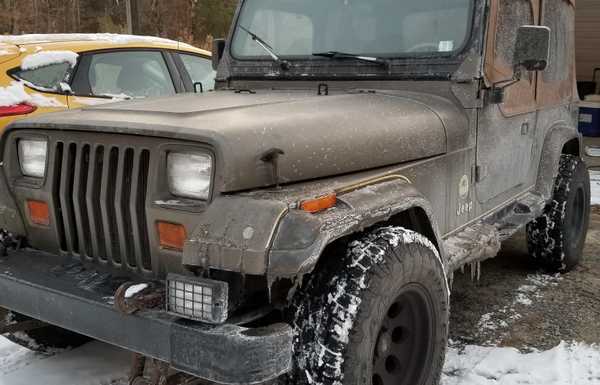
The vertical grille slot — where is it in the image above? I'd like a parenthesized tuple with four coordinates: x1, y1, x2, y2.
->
(86, 145, 106, 261)
(101, 147, 122, 265)
(59, 143, 79, 255)
(72, 144, 92, 258)
(130, 149, 152, 271)
(51, 142, 67, 251)
(115, 148, 136, 268)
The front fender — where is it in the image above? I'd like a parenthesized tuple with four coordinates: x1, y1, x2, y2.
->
(268, 180, 445, 278)
(182, 196, 288, 275)
(534, 124, 581, 200)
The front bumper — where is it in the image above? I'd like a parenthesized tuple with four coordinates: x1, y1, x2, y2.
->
(0, 249, 292, 385)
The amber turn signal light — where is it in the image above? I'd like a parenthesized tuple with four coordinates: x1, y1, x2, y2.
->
(157, 221, 187, 251)
(300, 193, 337, 214)
(27, 200, 50, 226)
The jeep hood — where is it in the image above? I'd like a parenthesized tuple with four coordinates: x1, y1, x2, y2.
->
(10, 90, 465, 192)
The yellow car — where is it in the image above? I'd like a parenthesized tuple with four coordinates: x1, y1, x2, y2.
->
(0, 34, 214, 131)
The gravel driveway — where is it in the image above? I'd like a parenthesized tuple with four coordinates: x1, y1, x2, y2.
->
(449, 207, 600, 351)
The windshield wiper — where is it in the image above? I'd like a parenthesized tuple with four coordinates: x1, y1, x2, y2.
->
(313, 51, 392, 73)
(239, 25, 291, 71)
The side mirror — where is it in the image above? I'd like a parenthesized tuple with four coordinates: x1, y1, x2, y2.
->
(212, 38, 226, 71)
(58, 82, 73, 95)
(488, 26, 551, 105)
(514, 26, 551, 72)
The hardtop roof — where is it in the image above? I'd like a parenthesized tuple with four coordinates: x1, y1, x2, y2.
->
(0, 33, 178, 45)
(0, 33, 210, 56)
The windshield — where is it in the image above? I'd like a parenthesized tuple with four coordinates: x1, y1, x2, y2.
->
(231, 0, 473, 59)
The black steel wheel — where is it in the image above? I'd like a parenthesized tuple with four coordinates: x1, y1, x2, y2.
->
(372, 285, 435, 385)
(289, 226, 449, 385)
(527, 155, 590, 272)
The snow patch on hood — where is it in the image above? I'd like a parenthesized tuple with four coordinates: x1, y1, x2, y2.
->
(95, 93, 133, 101)
(21, 51, 78, 70)
(0, 81, 66, 108)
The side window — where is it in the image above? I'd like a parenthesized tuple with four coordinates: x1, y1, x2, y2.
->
(86, 51, 176, 98)
(537, 0, 575, 106)
(495, 0, 534, 71)
(178, 54, 216, 91)
(542, 0, 571, 82)
(485, 0, 538, 116)
(12, 63, 71, 91)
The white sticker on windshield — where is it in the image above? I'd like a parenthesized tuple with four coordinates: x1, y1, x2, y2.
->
(438, 40, 454, 52)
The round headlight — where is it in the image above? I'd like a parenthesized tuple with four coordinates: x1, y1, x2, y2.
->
(18, 139, 48, 178)
(167, 152, 212, 200)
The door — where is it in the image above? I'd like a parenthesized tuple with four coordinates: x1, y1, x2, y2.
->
(68, 50, 179, 108)
(476, 0, 540, 205)
(173, 52, 216, 92)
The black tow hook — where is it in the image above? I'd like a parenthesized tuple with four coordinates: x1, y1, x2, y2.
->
(114, 282, 165, 315)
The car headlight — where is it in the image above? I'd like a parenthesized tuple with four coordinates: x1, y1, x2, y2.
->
(18, 139, 48, 178)
(167, 152, 212, 200)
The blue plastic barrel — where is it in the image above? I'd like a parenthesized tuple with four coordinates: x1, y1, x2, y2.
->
(579, 101, 600, 137)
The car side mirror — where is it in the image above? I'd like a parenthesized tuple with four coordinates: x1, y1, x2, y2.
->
(58, 82, 73, 95)
(212, 38, 226, 71)
(488, 26, 551, 105)
(513, 25, 551, 72)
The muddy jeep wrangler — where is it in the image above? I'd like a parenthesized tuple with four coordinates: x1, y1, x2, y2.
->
(0, 1, 588, 385)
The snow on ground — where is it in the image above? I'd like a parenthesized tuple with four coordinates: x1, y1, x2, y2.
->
(0, 336, 598, 385)
(443, 341, 600, 385)
(0, 338, 128, 385)
(20, 50, 79, 70)
(590, 170, 600, 205)
(475, 273, 561, 345)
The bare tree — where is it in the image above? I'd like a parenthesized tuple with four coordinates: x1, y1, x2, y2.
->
(0, 0, 235, 47)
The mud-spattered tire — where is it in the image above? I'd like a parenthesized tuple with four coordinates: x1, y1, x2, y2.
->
(4, 312, 90, 354)
(289, 227, 449, 385)
(527, 155, 590, 272)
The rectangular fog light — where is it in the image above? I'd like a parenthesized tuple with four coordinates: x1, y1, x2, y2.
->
(166, 274, 228, 324)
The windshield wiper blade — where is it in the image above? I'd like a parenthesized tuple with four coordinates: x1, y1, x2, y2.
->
(239, 25, 290, 71)
(313, 51, 392, 72)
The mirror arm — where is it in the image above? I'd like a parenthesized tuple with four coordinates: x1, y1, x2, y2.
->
(487, 67, 523, 105)
(492, 67, 522, 90)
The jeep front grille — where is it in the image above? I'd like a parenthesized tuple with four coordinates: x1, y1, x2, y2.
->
(50, 141, 152, 272)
